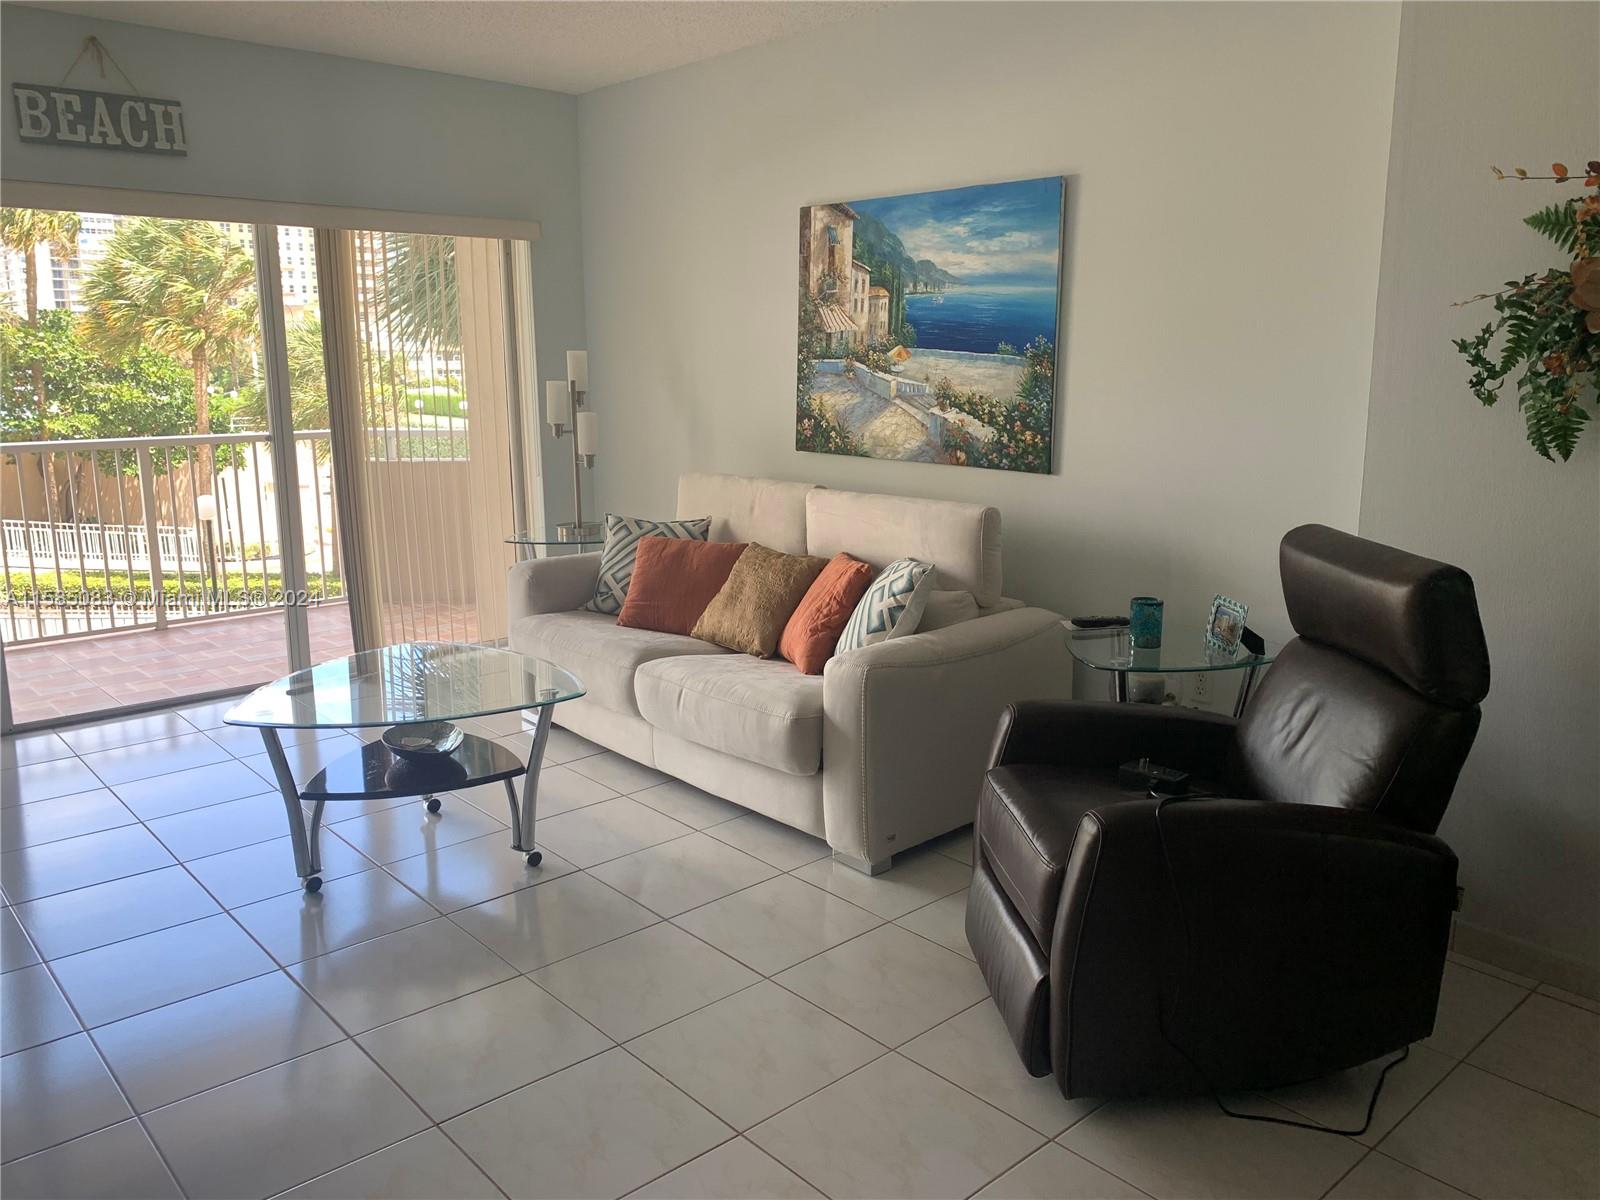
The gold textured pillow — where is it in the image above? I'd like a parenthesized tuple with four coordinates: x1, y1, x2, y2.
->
(692, 543, 829, 658)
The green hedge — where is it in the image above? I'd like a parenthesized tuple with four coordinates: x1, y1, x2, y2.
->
(4, 567, 343, 606)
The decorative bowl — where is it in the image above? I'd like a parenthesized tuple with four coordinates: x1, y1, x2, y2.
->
(382, 721, 464, 759)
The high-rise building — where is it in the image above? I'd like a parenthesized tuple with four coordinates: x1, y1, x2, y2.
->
(2, 214, 321, 317)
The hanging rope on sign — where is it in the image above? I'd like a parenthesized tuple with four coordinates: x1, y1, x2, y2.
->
(59, 35, 143, 96)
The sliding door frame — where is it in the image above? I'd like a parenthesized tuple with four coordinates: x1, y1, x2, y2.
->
(0, 181, 544, 730)
(251, 225, 313, 670)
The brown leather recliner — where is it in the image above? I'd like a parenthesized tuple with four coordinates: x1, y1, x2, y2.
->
(967, 524, 1491, 1098)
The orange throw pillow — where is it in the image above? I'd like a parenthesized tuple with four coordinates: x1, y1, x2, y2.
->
(617, 537, 748, 636)
(779, 552, 875, 674)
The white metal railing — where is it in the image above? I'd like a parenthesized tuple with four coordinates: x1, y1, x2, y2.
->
(0, 429, 341, 645)
(3, 518, 204, 571)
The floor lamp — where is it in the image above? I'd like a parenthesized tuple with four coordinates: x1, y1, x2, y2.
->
(546, 350, 601, 542)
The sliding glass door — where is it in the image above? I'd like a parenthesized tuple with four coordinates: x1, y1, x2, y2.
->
(0, 203, 536, 731)
(320, 230, 525, 649)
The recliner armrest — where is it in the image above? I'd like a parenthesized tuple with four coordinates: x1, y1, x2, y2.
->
(1049, 795, 1457, 1097)
(506, 552, 601, 625)
(992, 699, 1238, 783)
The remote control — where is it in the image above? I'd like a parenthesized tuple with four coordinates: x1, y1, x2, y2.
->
(1070, 615, 1131, 628)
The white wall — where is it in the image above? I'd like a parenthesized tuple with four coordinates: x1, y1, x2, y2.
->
(1361, 3, 1600, 988)
(577, 1, 1401, 636)
(0, 3, 587, 525)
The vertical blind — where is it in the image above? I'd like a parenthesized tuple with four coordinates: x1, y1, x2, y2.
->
(320, 230, 524, 649)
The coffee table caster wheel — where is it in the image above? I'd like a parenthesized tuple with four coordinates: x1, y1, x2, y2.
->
(304, 876, 322, 893)
(525, 851, 542, 868)
(425, 796, 441, 814)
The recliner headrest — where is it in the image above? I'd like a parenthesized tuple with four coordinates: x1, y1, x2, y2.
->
(1280, 525, 1490, 707)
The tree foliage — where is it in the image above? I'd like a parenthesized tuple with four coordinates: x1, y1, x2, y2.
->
(0, 208, 81, 321)
(795, 393, 867, 458)
(2, 207, 82, 421)
(796, 287, 824, 404)
(1, 310, 192, 446)
(938, 336, 1054, 473)
(80, 217, 260, 489)
(215, 313, 330, 433)
(80, 218, 258, 371)
(375, 233, 458, 350)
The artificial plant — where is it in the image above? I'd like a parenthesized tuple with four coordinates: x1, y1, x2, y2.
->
(1454, 160, 1599, 461)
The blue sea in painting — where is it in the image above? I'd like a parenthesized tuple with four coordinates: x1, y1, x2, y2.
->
(904, 286, 1057, 355)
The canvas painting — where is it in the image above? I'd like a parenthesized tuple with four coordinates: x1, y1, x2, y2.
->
(796, 176, 1063, 473)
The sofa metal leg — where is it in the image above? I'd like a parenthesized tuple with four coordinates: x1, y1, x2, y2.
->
(833, 851, 892, 876)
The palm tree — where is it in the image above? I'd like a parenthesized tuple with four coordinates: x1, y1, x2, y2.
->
(221, 312, 330, 433)
(81, 218, 258, 493)
(375, 233, 458, 350)
(0, 207, 82, 416)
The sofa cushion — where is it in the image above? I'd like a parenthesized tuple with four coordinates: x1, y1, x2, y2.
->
(837, 558, 935, 653)
(780, 552, 874, 674)
(635, 654, 824, 776)
(585, 514, 711, 615)
(693, 544, 828, 658)
(676, 472, 817, 555)
(509, 610, 728, 717)
(618, 537, 747, 636)
(919, 589, 980, 631)
(805, 487, 1002, 608)
(977, 764, 1136, 949)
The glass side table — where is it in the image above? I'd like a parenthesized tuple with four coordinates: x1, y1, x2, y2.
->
(225, 642, 585, 891)
(1066, 625, 1281, 717)
(506, 529, 605, 560)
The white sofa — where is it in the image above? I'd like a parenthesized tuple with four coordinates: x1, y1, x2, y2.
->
(506, 472, 1073, 873)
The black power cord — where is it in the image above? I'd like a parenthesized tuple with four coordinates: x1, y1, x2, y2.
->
(1150, 790, 1410, 1137)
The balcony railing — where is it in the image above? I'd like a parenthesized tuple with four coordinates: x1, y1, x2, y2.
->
(3, 517, 205, 572)
(0, 430, 342, 645)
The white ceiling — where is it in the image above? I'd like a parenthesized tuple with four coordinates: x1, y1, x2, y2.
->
(16, 1, 880, 94)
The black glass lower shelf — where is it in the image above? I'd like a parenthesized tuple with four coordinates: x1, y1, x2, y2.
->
(301, 731, 525, 801)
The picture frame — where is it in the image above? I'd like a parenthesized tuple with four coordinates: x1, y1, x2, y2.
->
(1205, 594, 1249, 654)
(795, 176, 1065, 473)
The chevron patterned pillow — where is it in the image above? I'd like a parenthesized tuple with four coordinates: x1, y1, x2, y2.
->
(836, 557, 935, 653)
(585, 514, 712, 615)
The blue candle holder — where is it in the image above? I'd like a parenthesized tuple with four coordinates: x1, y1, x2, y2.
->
(1130, 596, 1164, 649)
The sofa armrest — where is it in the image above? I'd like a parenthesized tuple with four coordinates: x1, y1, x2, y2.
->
(1050, 796, 1457, 1096)
(506, 553, 601, 625)
(992, 699, 1238, 784)
(821, 608, 1074, 863)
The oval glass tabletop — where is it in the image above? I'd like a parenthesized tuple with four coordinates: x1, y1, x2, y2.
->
(1066, 625, 1281, 674)
(224, 642, 585, 729)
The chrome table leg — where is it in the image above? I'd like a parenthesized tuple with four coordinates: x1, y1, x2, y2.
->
(506, 706, 553, 866)
(1233, 664, 1262, 719)
(259, 728, 323, 891)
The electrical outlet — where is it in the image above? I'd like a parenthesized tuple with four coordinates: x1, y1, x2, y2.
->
(1189, 672, 1210, 705)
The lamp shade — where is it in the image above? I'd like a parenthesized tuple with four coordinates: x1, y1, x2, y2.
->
(566, 350, 589, 393)
(195, 494, 218, 524)
(545, 380, 571, 429)
(576, 410, 599, 457)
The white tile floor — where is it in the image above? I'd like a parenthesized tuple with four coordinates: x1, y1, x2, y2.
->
(2, 705, 1598, 1200)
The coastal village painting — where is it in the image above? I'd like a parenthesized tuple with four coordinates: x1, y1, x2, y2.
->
(795, 176, 1064, 473)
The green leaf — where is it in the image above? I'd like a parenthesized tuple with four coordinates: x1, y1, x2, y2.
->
(1523, 198, 1585, 255)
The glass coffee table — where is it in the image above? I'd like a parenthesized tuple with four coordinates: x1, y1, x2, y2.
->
(1067, 625, 1280, 717)
(225, 643, 584, 892)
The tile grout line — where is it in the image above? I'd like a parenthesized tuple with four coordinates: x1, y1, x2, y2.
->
(1355, 989, 1544, 1200)
(15, 719, 1577, 1199)
(6, 894, 191, 1197)
(1373, 1146, 1491, 1200)
(148, 825, 495, 1200)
